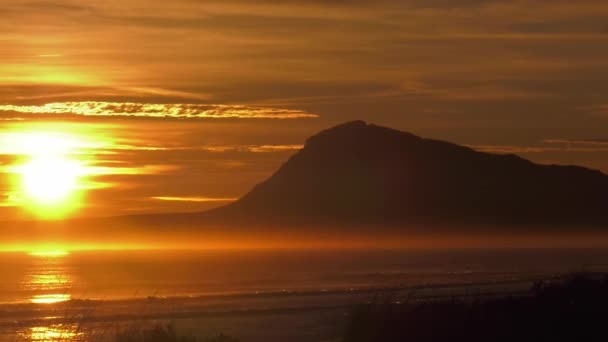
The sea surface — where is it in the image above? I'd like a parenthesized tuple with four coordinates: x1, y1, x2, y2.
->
(1, 248, 608, 341)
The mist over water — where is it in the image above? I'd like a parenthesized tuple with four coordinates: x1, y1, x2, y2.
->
(2, 248, 608, 304)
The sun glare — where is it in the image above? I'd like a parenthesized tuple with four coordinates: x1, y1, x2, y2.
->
(1, 128, 106, 219)
(9, 133, 88, 218)
(28, 249, 70, 258)
(28, 326, 80, 341)
(18, 156, 83, 204)
(30, 294, 71, 304)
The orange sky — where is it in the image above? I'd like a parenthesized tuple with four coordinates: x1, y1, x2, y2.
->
(1, 0, 608, 220)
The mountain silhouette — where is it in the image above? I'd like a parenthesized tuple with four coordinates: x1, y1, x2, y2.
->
(200, 121, 608, 227)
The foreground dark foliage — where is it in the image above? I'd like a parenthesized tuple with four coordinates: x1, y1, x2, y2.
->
(115, 323, 238, 342)
(116, 324, 196, 342)
(344, 274, 608, 342)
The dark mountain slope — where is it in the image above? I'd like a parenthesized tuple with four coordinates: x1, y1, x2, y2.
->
(205, 121, 608, 226)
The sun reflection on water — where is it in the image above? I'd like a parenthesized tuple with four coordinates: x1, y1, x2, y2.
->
(30, 294, 72, 304)
(27, 325, 83, 341)
(17, 254, 83, 340)
(22, 251, 74, 305)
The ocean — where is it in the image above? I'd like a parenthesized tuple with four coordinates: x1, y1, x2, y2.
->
(1, 248, 607, 341)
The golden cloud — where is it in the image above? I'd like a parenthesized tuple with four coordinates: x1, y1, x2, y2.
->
(151, 196, 237, 202)
(0, 102, 319, 119)
(107, 143, 304, 153)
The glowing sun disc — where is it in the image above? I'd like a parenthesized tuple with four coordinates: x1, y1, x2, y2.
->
(3, 130, 96, 218)
(19, 157, 83, 203)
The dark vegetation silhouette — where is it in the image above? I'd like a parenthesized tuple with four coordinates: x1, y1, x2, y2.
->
(115, 323, 238, 342)
(344, 274, 608, 342)
(115, 323, 196, 342)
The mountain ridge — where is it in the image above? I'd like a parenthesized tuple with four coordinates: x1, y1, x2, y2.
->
(188, 120, 607, 227)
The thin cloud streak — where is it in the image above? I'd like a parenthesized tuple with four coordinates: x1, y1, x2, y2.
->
(543, 139, 608, 146)
(470, 144, 608, 154)
(584, 105, 608, 118)
(109, 144, 304, 153)
(0, 102, 319, 120)
(151, 196, 238, 202)
(248, 145, 304, 153)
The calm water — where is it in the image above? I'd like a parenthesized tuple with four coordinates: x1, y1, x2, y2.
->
(2, 248, 608, 341)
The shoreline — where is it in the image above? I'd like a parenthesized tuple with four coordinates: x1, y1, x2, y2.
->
(1, 272, 592, 329)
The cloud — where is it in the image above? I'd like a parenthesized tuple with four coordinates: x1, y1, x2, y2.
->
(151, 196, 237, 202)
(583, 105, 608, 118)
(2, 0, 607, 119)
(198, 144, 303, 153)
(470, 142, 608, 154)
(0, 102, 319, 120)
(468, 145, 551, 154)
(109, 144, 304, 153)
(543, 139, 608, 146)
(247, 145, 304, 153)
(0, 192, 19, 207)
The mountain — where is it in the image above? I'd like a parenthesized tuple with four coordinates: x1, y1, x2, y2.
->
(200, 121, 608, 227)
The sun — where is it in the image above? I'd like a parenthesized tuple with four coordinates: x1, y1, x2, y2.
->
(4, 131, 92, 218)
(19, 156, 83, 203)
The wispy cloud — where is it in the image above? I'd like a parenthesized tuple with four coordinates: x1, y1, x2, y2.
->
(0, 192, 19, 207)
(199, 144, 303, 153)
(583, 105, 608, 118)
(2, 85, 210, 102)
(110, 144, 304, 153)
(469, 145, 551, 154)
(543, 139, 608, 146)
(247, 145, 304, 153)
(470, 142, 608, 154)
(0, 102, 319, 120)
(151, 196, 237, 202)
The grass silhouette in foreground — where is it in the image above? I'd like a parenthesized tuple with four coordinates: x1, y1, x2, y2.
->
(344, 273, 608, 342)
(115, 323, 239, 342)
(115, 323, 238, 342)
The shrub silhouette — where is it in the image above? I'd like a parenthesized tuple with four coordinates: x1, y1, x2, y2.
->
(344, 274, 608, 342)
(115, 323, 239, 342)
(115, 323, 195, 342)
